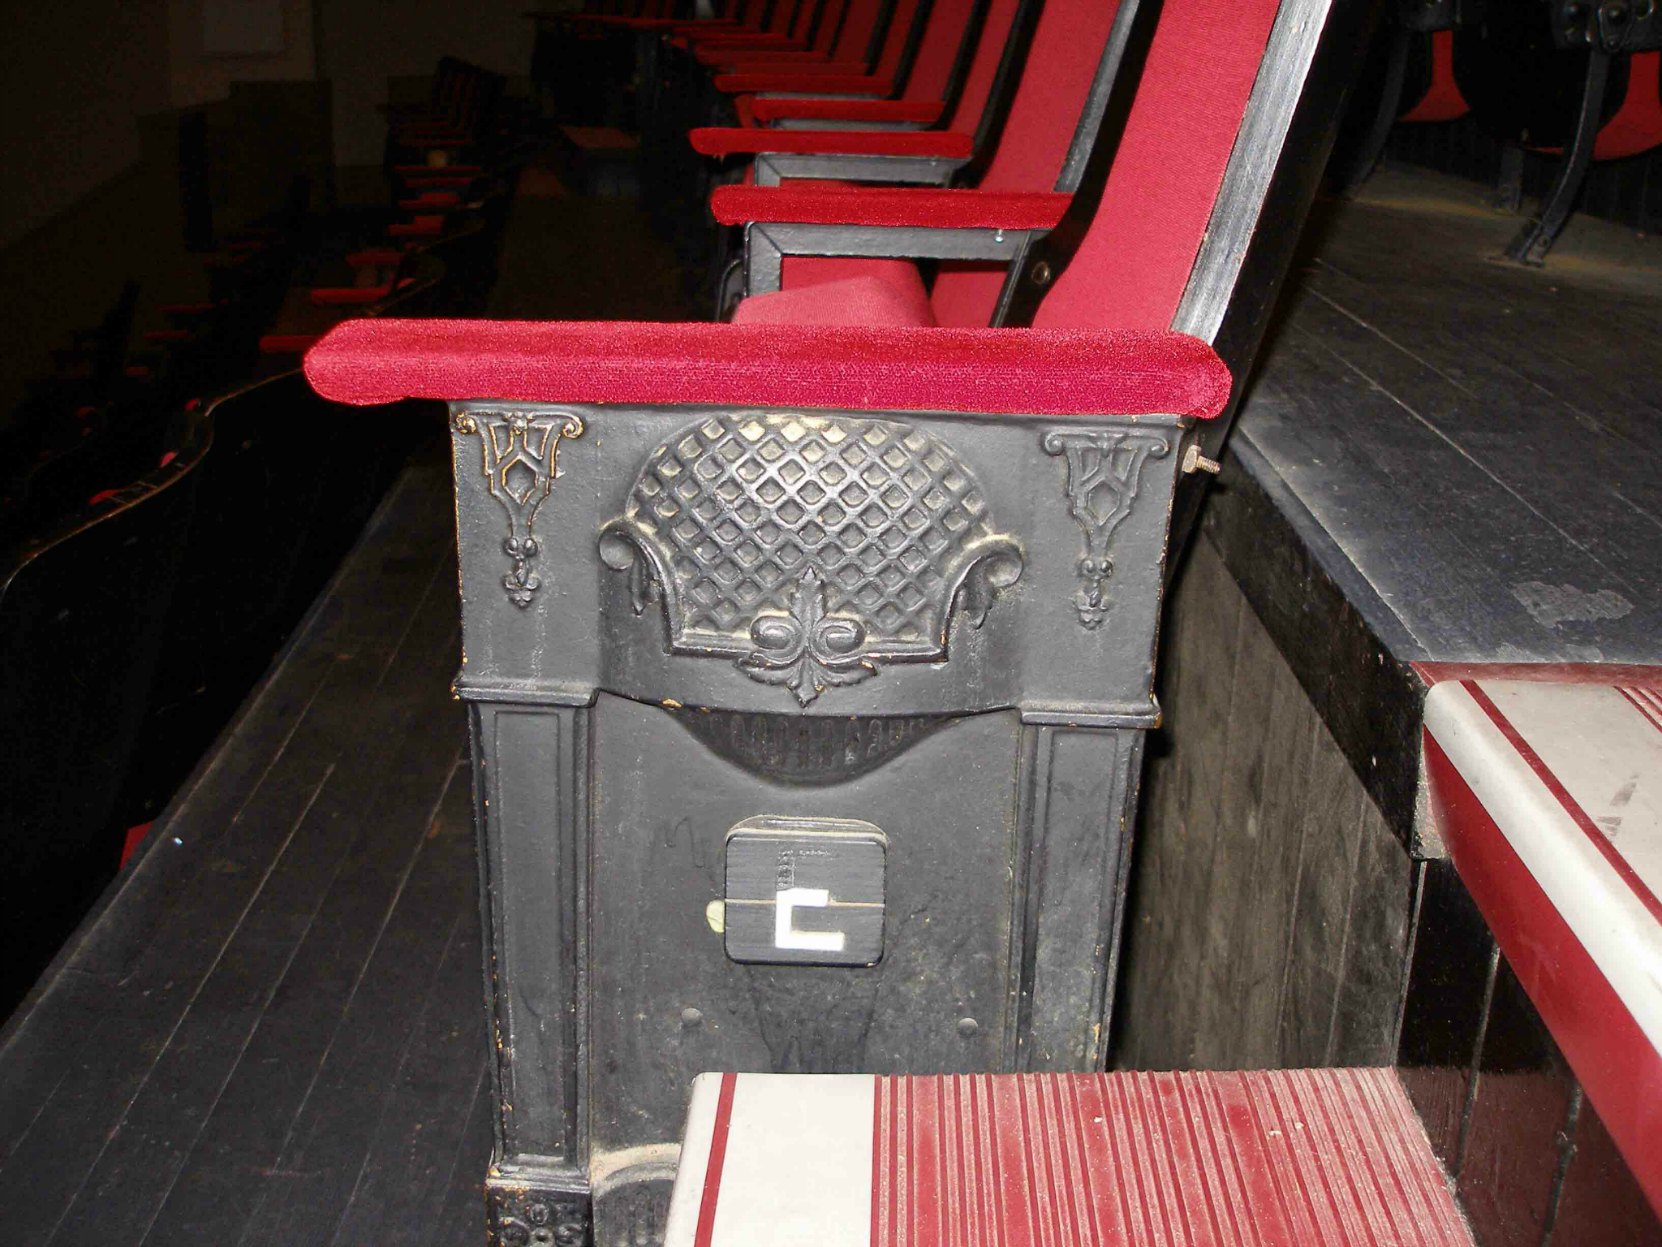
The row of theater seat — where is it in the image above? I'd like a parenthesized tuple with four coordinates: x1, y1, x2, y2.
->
(0, 59, 538, 1017)
(1344, 0, 1662, 260)
(511, 0, 1291, 352)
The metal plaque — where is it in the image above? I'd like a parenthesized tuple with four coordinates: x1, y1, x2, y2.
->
(723, 815, 887, 966)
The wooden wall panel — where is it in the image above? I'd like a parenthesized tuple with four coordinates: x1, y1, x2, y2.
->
(1114, 534, 1416, 1071)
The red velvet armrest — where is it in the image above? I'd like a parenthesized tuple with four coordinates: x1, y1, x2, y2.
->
(715, 71, 892, 94)
(746, 97, 942, 124)
(710, 185, 1071, 230)
(694, 36, 807, 63)
(698, 45, 835, 68)
(710, 48, 847, 67)
(303, 319, 1231, 418)
(689, 127, 973, 159)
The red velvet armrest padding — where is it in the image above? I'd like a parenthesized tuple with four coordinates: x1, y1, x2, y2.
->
(690, 127, 972, 159)
(715, 71, 892, 93)
(695, 39, 807, 64)
(711, 185, 1070, 229)
(747, 97, 942, 124)
(712, 48, 848, 67)
(303, 319, 1231, 418)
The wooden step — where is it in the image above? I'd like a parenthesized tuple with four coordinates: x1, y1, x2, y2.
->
(665, 1070, 1472, 1247)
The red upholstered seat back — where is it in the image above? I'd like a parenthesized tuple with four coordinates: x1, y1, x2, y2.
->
(806, 0, 851, 55)
(873, 0, 924, 80)
(942, 0, 1022, 132)
(899, 0, 979, 102)
(1032, 0, 1282, 331)
(787, 0, 821, 43)
(929, 0, 1125, 326)
(828, 0, 885, 64)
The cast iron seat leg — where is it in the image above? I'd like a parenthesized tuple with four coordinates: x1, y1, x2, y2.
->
(1338, 22, 1412, 195)
(1503, 47, 1612, 265)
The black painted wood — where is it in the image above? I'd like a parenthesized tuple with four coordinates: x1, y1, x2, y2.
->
(0, 459, 489, 1247)
(1233, 185, 1662, 670)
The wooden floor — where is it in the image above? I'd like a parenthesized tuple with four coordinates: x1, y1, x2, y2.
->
(1236, 165, 1662, 666)
(1, 166, 1658, 1245)
(0, 457, 483, 1247)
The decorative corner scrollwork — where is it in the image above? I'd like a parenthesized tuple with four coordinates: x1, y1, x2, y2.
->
(1041, 428, 1171, 629)
(454, 409, 585, 608)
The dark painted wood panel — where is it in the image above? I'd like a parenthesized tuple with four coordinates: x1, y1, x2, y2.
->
(1115, 536, 1415, 1073)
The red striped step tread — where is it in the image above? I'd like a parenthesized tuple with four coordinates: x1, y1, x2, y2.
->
(667, 1070, 1472, 1247)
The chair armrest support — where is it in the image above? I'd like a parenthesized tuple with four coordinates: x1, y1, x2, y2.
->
(303, 318, 1232, 419)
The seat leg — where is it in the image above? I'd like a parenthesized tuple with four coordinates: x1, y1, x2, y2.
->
(1504, 48, 1611, 265)
(1339, 24, 1412, 195)
(1494, 142, 1525, 213)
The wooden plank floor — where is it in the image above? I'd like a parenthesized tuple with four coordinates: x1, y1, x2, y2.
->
(0, 454, 486, 1247)
(1235, 165, 1662, 665)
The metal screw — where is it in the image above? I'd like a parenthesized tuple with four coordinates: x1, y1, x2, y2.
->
(1181, 444, 1222, 475)
(1030, 260, 1052, 286)
(681, 1007, 704, 1028)
(957, 1017, 979, 1038)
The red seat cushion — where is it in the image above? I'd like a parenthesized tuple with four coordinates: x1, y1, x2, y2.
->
(304, 318, 1232, 418)
(690, 127, 973, 159)
(733, 261, 936, 327)
(711, 184, 1070, 229)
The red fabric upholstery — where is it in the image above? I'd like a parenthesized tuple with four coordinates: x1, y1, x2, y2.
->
(304, 318, 1232, 418)
(695, 35, 806, 65)
(1399, 30, 1469, 124)
(939, 0, 1021, 132)
(711, 184, 1070, 229)
(734, 262, 935, 326)
(309, 279, 413, 307)
(715, 71, 892, 93)
(347, 248, 409, 267)
(388, 215, 446, 237)
(714, 47, 853, 68)
(689, 127, 973, 158)
(897, 0, 977, 105)
(1593, 51, 1662, 160)
(932, 0, 1122, 325)
(393, 163, 481, 174)
(746, 98, 943, 124)
(1034, 0, 1281, 332)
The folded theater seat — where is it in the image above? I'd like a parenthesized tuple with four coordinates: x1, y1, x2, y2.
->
(711, 0, 929, 101)
(692, 0, 889, 76)
(705, 0, 983, 149)
(712, 0, 1122, 323)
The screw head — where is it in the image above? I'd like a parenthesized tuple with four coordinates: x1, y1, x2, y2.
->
(957, 1017, 980, 1038)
